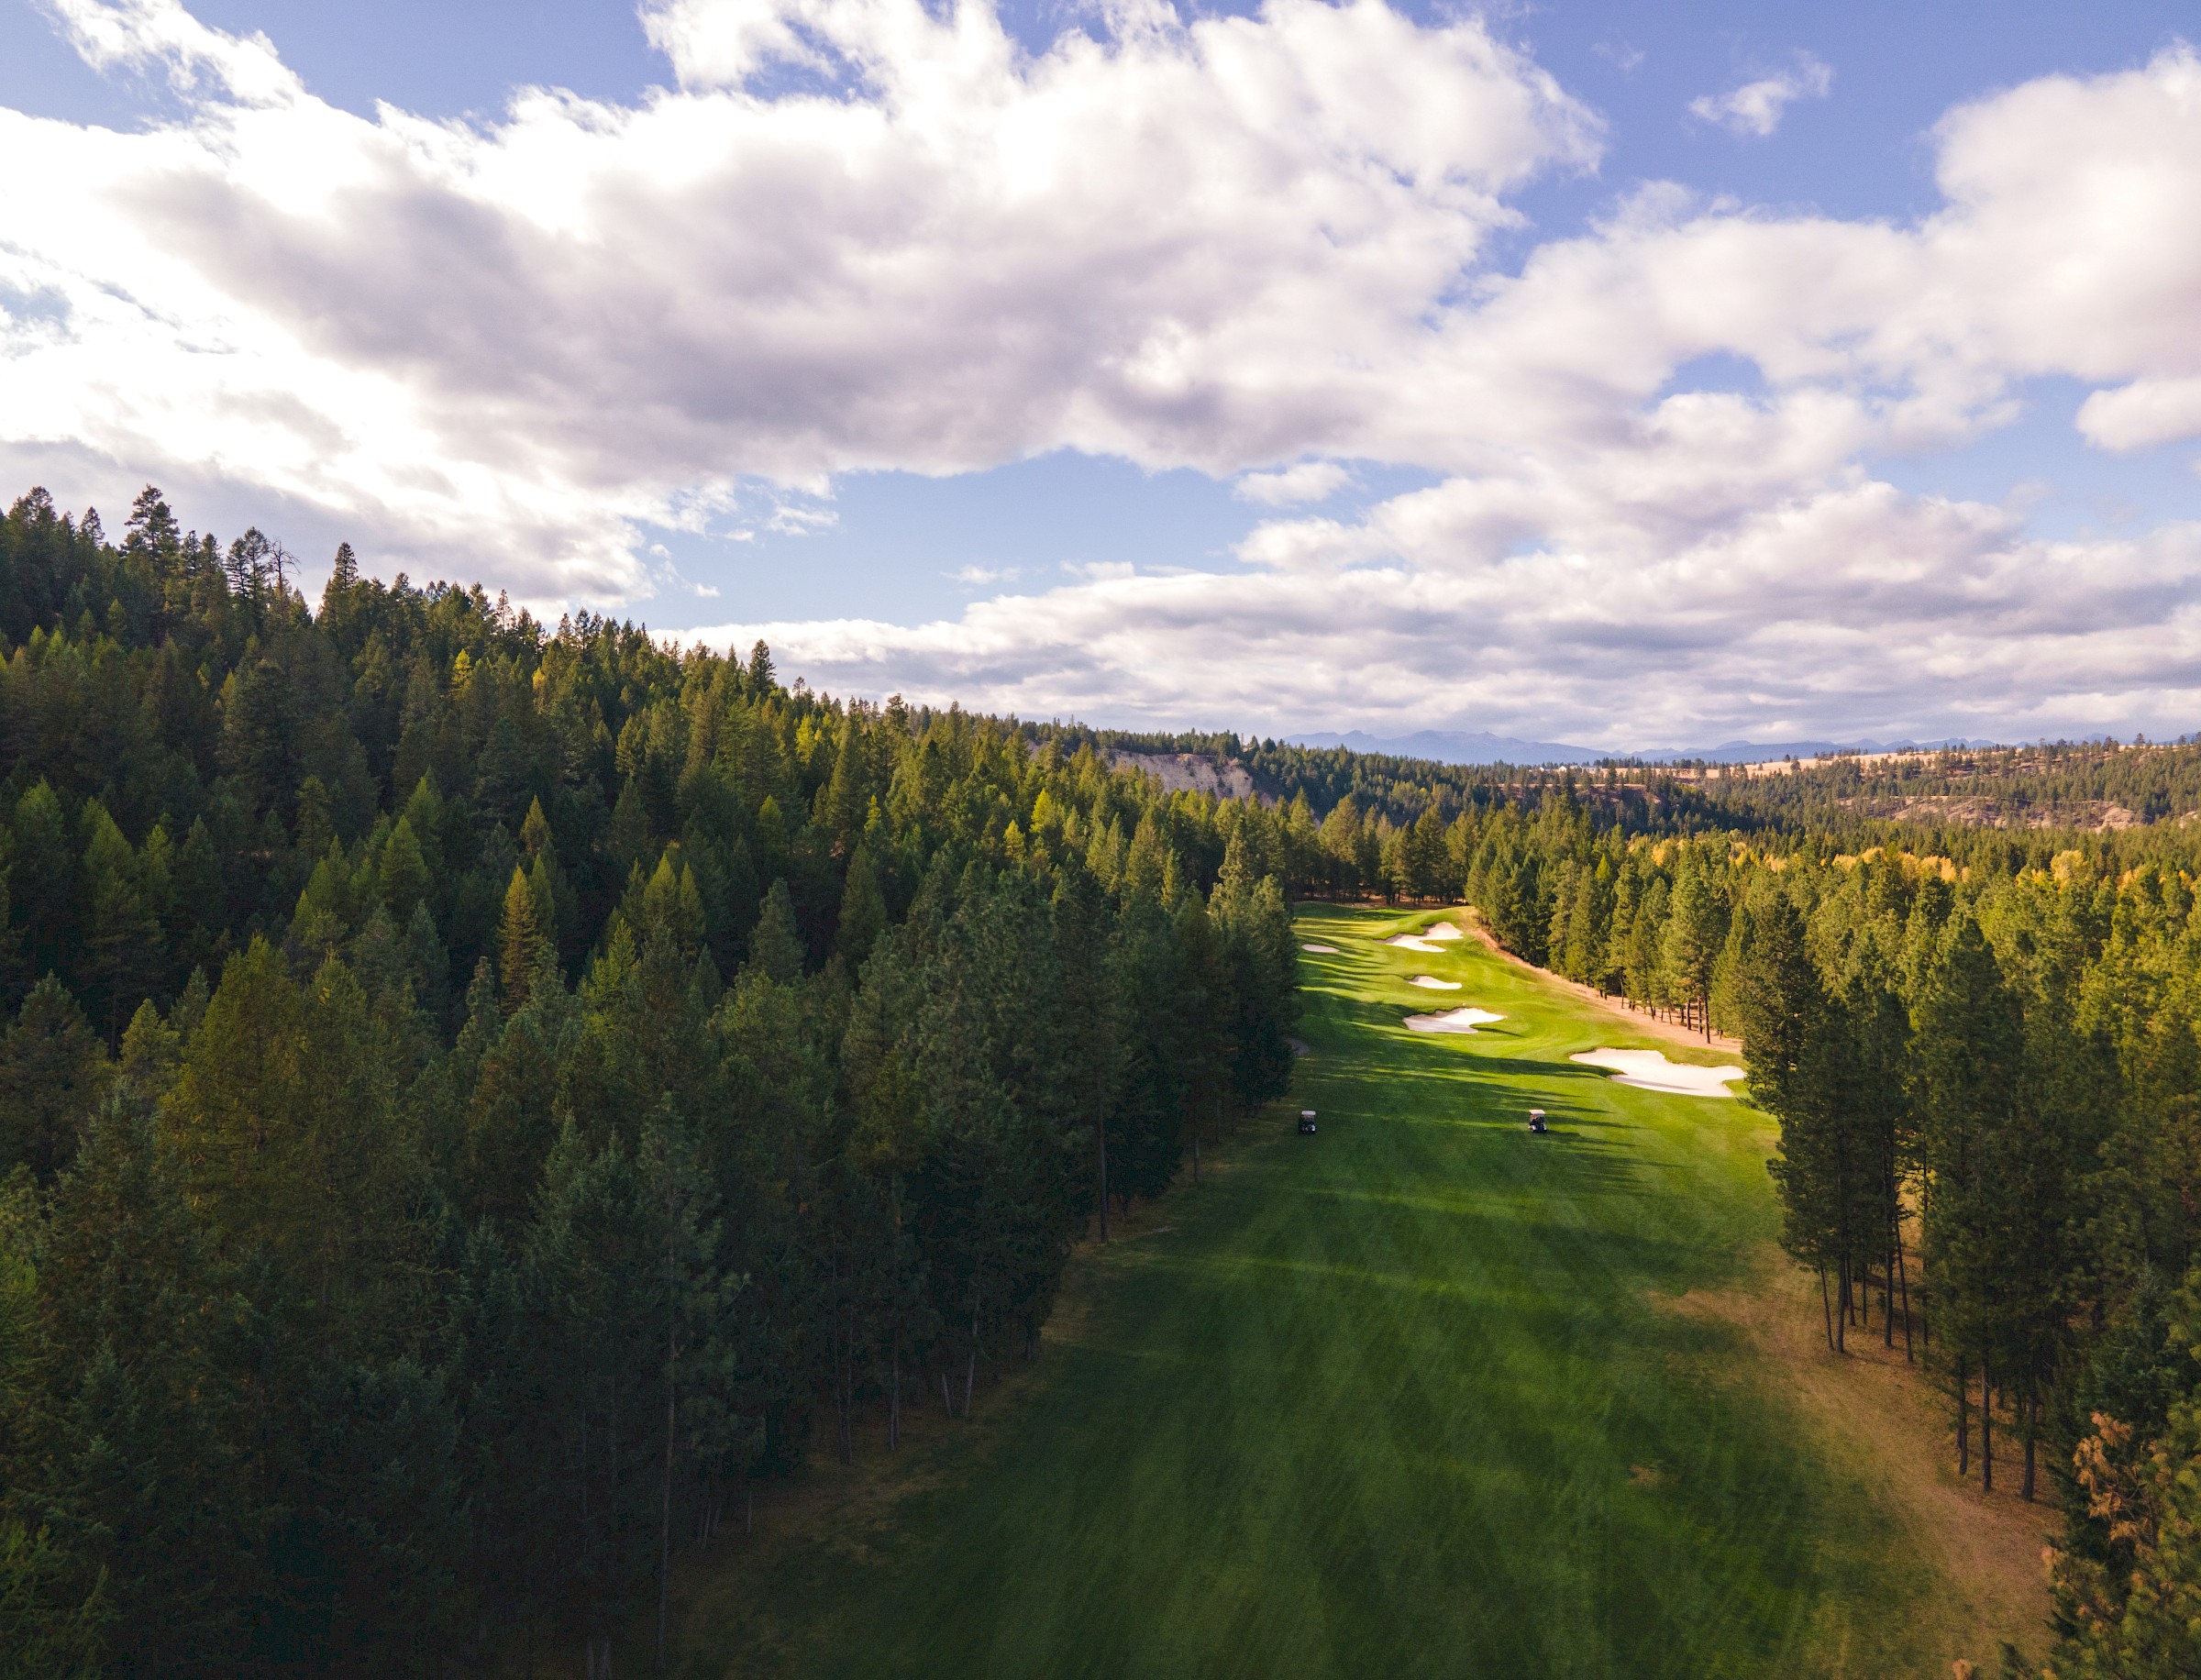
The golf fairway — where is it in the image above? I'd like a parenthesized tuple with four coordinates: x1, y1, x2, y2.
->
(671, 904, 1967, 1677)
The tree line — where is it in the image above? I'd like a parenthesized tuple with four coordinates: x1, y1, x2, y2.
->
(0, 487, 1300, 1676)
(1730, 849, 2201, 1677)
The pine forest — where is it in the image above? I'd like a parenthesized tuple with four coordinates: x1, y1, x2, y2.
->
(0, 489, 1300, 1674)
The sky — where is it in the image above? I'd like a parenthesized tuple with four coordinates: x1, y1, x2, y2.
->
(1, 0, 2198, 749)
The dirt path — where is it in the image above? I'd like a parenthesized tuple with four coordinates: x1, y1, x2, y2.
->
(1669, 1249, 2053, 1673)
(1448, 909, 1743, 1055)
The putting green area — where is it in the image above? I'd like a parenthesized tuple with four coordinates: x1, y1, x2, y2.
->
(673, 904, 1959, 1677)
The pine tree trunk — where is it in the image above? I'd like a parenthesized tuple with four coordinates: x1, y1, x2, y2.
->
(1819, 1267, 1834, 1352)
(1884, 1239, 1895, 1348)
(1980, 1356, 1993, 1492)
(890, 1345, 901, 1451)
(2021, 1398, 2037, 1501)
(1895, 1236, 1912, 1362)
(1956, 1354, 1969, 1474)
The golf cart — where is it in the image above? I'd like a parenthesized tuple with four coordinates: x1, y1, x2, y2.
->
(1527, 1109, 1547, 1134)
(1299, 1111, 1318, 1134)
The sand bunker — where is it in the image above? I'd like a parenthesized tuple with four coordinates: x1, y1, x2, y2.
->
(1405, 1007, 1505, 1033)
(1301, 943, 1339, 954)
(1386, 923, 1464, 954)
(1408, 975, 1462, 990)
(1571, 1048, 1745, 1098)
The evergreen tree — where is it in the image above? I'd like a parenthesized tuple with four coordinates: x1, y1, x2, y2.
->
(836, 843, 888, 969)
(1914, 913, 2024, 1484)
(1661, 844, 1729, 1038)
(0, 981, 111, 1180)
(497, 867, 549, 1013)
(749, 880, 804, 984)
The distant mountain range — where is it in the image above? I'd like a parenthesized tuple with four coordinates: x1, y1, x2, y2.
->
(1288, 729, 2003, 768)
(1289, 729, 1604, 765)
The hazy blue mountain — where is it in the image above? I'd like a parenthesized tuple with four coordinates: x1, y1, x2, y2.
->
(1289, 730, 2003, 768)
(1626, 736, 2002, 764)
(1289, 729, 1607, 765)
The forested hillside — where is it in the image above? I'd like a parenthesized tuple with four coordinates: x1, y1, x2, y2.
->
(0, 488, 1300, 1676)
(1045, 731, 2201, 913)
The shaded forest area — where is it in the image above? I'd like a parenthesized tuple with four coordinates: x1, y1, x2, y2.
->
(0, 488, 1300, 1676)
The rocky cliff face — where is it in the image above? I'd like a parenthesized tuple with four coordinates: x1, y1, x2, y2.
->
(1108, 749, 1266, 802)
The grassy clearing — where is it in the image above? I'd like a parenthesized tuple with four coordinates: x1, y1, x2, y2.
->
(664, 903, 2030, 1677)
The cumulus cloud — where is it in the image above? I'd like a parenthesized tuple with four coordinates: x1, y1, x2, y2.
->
(5, 6, 2201, 737)
(674, 45, 2201, 743)
(2076, 376, 2201, 451)
(1234, 461, 1355, 504)
(0, 0, 1596, 597)
(1688, 54, 1832, 138)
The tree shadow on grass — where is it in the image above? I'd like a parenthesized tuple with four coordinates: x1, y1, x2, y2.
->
(1300, 1044, 1645, 1126)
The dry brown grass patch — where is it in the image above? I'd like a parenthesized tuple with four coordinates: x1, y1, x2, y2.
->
(1665, 1247, 2053, 1673)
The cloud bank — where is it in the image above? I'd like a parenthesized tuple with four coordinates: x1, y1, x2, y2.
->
(0, 0, 1592, 592)
(3, 2, 2201, 742)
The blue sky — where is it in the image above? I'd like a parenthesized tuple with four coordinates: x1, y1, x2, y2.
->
(2, 0, 2199, 745)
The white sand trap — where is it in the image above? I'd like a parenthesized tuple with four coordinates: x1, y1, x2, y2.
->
(1408, 975, 1462, 990)
(1421, 923, 1463, 942)
(1405, 1007, 1505, 1033)
(1570, 1049, 1746, 1099)
(1385, 933, 1443, 953)
(1301, 943, 1339, 954)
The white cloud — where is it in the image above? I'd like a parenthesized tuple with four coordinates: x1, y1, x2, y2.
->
(689, 489, 2201, 746)
(1689, 54, 1832, 138)
(763, 503, 837, 536)
(5, 7, 2201, 738)
(1234, 460, 1355, 504)
(0, 0, 1596, 598)
(1592, 40, 1643, 76)
(951, 564, 1019, 583)
(2076, 376, 2201, 451)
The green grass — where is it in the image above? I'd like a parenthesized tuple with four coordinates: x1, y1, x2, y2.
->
(670, 904, 1944, 1678)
